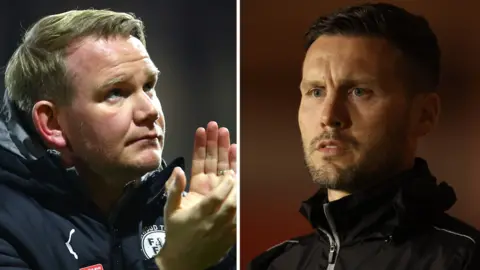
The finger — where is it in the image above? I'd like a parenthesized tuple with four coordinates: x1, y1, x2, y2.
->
(192, 127, 207, 176)
(164, 167, 187, 217)
(195, 172, 235, 218)
(211, 182, 237, 247)
(214, 177, 237, 224)
(217, 127, 230, 174)
(228, 144, 237, 173)
(205, 121, 219, 174)
(206, 169, 235, 193)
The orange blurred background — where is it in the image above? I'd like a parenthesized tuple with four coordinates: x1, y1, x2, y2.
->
(240, 0, 480, 269)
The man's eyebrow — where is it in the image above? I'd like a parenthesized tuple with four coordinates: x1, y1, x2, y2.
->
(299, 77, 378, 90)
(97, 74, 130, 91)
(145, 67, 161, 78)
(299, 80, 324, 91)
(145, 68, 161, 83)
(97, 68, 160, 91)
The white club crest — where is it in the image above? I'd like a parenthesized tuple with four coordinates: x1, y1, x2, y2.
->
(141, 225, 166, 258)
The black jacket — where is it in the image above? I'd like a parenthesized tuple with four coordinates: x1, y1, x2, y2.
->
(0, 106, 236, 270)
(249, 159, 480, 270)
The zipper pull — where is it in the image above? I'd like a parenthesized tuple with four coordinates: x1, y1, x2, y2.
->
(328, 241, 337, 263)
(385, 235, 393, 244)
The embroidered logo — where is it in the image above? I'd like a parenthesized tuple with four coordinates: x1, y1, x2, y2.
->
(65, 229, 78, 260)
(141, 225, 166, 258)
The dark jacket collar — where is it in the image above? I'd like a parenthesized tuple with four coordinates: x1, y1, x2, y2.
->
(0, 140, 183, 223)
(299, 158, 457, 245)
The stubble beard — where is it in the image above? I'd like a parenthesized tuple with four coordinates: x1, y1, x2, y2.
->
(69, 121, 139, 186)
(303, 125, 409, 194)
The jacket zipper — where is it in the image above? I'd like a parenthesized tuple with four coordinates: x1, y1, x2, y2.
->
(323, 204, 341, 270)
(317, 227, 337, 270)
(108, 182, 138, 270)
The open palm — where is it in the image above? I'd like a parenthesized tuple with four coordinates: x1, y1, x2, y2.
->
(189, 121, 237, 196)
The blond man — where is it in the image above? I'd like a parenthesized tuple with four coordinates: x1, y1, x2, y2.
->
(0, 9, 236, 270)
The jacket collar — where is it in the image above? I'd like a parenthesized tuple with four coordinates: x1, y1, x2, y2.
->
(299, 158, 457, 245)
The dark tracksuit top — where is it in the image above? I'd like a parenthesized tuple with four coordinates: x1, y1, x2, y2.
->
(0, 136, 236, 270)
(249, 158, 480, 270)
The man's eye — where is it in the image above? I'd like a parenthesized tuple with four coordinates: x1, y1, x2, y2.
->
(352, 88, 367, 97)
(144, 82, 156, 92)
(309, 88, 324, 97)
(143, 86, 156, 97)
(106, 88, 124, 101)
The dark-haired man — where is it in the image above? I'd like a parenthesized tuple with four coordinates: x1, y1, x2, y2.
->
(249, 3, 480, 270)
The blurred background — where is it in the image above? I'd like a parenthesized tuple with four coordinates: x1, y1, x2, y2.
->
(0, 0, 237, 176)
(241, 0, 480, 268)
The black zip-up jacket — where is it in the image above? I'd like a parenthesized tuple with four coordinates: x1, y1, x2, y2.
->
(0, 105, 236, 270)
(249, 159, 480, 270)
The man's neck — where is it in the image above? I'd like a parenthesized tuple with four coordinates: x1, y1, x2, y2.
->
(85, 177, 127, 215)
(327, 189, 351, 202)
(326, 158, 417, 202)
(74, 164, 138, 215)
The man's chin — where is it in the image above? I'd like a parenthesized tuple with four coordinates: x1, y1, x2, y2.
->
(316, 159, 348, 171)
(126, 150, 163, 173)
(137, 156, 163, 171)
(308, 161, 357, 188)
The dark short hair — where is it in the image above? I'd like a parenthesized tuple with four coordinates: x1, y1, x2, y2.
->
(305, 3, 441, 93)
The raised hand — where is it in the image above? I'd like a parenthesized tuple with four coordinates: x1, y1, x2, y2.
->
(156, 167, 237, 270)
(190, 121, 237, 195)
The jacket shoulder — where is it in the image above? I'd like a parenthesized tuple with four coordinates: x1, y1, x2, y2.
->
(432, 214, 479, 248)
(248, 231, 317, 270)
(0, 184, 48, 267)
(427, 214, 480, 269)
(0, 183, 46, 233)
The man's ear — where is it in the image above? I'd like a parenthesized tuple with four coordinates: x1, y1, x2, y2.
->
(412, 92, 441, 137)
(31, 101, 68, 149)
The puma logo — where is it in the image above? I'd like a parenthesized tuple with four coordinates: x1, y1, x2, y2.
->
(65, 229, 78, 260)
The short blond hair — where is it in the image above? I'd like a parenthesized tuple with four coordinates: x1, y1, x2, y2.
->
(4, 9, 146, 113)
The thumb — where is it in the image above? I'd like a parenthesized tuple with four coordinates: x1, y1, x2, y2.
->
(164, 167, 187, 217)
